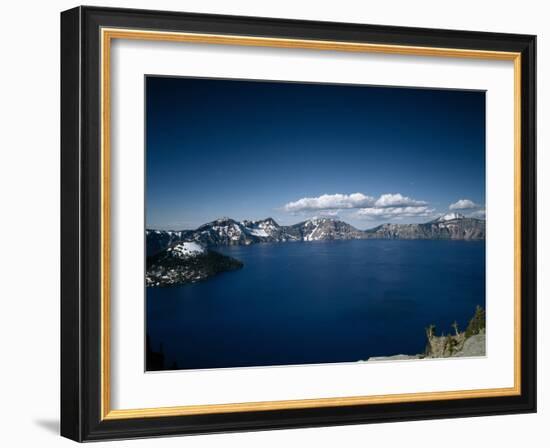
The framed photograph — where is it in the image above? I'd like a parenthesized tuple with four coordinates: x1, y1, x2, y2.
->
(60, 6, 536, 442)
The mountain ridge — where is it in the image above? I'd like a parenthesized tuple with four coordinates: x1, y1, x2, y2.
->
(147, 215, 485, 256)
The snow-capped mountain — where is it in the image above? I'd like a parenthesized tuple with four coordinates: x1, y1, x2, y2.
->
(147, 214, 485, 255)
(364, 214, 485, 240)
(287, 217, 365, 241)
(147, 217, 288, 255)
(192, 217, 298, 246)
(194, 218, 253, 246)
(240, 217, 293, 242)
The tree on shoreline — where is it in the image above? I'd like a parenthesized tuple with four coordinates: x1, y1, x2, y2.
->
(465, 305, 486, 338)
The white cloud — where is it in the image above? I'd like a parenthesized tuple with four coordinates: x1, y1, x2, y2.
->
(448, 199, 486, 219)
(374, 193, 427, 208)
(356, 206, 435, 220)
(283, 192, 431, 214)
(449, 199, 479, 210)
(321, 210, 341, 216)
(283, 192, 435, 221)
(283, 193, 374, 213)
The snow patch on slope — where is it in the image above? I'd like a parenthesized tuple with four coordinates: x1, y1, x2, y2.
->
(167, 241, 205, 258)
(248, 228, 269, 237)
(436, 212, 465, 222)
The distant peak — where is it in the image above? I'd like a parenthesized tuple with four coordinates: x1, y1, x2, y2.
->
(241, 217, 280, 227)
(436, 212, 465, 222)
(197, 217, 237, 230)
(253, 217, 277, 224)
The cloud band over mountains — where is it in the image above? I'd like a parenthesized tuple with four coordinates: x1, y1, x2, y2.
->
(282, 193, 374, 212)
(282, 193, 434, 220)
(282, 193, 486, 221)
(449, 199, 480, 210)
(356, 205, 434, 219)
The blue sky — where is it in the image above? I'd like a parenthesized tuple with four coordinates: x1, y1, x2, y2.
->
(146, 76, 485, 230)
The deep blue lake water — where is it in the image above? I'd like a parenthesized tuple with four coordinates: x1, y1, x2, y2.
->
(146, 239, 485, 370)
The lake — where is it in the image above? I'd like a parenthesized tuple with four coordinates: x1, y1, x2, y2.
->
(146, 239, 485, 370)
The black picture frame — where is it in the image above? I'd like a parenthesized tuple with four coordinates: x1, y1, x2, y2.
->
(61, 6, 536, 442)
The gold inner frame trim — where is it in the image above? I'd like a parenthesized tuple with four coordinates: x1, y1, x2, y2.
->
(100, 27, 522, 421)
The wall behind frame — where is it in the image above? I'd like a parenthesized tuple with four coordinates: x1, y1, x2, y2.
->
(0, 0, 546, 447)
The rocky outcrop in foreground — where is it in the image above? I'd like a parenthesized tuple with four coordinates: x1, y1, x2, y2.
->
(367, 306, 486, 361)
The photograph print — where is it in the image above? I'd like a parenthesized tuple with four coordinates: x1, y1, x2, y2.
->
(145, 76, 486, 371)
